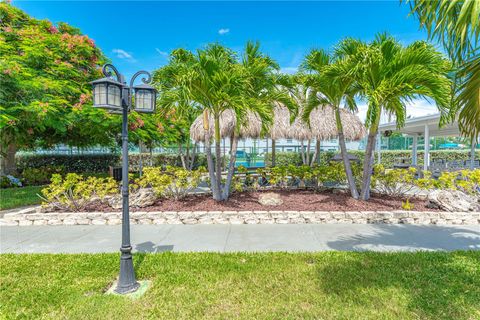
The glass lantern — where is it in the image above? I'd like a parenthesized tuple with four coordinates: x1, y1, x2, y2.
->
(90, 77, 124, 111)
(133, 83, 156, 113)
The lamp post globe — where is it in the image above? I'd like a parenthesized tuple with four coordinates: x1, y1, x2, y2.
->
(90, 64, 155, 294)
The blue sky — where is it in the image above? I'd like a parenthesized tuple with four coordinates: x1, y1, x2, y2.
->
(12, 1, 441, 119)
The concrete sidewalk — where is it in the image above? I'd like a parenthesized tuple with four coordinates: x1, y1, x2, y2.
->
(1, 224, 479, 253)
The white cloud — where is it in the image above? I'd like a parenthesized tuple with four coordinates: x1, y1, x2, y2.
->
(112, 49, 136, 62)
(279, 67, 298, 75)
(155, 48, 168, 57)
(355, 98, 440, 123)
(218, 28, 230, 35)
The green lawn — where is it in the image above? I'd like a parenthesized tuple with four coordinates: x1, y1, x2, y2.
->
(0, 186, 43, 210)
(1, 252, 479, 319)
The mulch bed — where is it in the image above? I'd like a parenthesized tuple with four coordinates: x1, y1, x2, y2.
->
(91, 189, 438, 212)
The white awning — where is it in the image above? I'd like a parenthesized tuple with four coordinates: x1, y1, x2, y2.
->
(378, 113, 460, 137)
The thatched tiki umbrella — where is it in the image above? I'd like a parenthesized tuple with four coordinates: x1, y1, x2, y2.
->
(269, 103, 365, 166)
(190, 108, 263, 199)
(190, 109, 263, 142)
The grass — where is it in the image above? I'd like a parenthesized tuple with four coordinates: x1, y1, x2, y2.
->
(1, 252, 479, 319)
(0, 185, 43, 210)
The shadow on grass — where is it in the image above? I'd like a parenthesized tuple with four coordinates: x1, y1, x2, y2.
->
(319, 225, 480, 319)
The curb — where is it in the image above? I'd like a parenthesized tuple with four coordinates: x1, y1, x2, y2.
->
(1, 207, 479, 226)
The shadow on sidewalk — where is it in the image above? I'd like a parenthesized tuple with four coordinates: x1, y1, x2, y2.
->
(327, 224, 480, 251)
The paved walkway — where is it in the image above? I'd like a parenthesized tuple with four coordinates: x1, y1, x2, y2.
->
(1, 224, 479, 253)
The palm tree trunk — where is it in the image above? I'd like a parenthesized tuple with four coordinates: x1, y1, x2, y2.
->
(222, 134, 239, 200)
(300, 140, 306, 165)
(189, 142, 198, 170)
(311, 140, 320, 167)
(335, 109, 359, 199)
(185, 139, 191, 170)
(360, 126, 378, 200)
(271, 139, 276, 167)
(306, 139, 311, 165)
(214, 114, 223, 198)
(179, 143, 187, 170)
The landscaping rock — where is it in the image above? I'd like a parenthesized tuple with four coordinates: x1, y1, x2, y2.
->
(258, 192, 283, 206)
(427, 190, 479, 212)
(108, 188, 156, 209)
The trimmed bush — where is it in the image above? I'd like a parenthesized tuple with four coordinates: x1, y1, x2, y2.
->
(266, 150, 479, 168)
(16, 154, 119, 173)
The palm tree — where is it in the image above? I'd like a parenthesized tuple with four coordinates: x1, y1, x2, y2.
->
(337, 34, 451, 200)
(156, 42, 286, 201)
(284, 76, 318, 166)
(301, 49, 360, 199)
(404, 0, 480, 139)
(153, 49, 201, 170)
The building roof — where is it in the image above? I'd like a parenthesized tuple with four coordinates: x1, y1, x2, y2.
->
(378, 113, 460, 137)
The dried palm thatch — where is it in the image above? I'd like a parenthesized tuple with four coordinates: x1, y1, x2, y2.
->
(308, 106, 366, 141)
(269, 103, 292, 140)
(190, 109, 263, 142)
(271, 103, 366, 141)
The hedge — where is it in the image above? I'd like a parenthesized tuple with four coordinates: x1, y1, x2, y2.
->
(266, 150, 479, 168)
(16, 154, 120, 173)
(16, 153, 210, 173)
(16, 150, 479, 173)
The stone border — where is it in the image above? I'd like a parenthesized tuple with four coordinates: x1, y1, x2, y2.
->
(1, 207, 479, 226)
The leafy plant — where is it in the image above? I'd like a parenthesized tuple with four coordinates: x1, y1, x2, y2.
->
(136, 166, 205, 200)
(0, 174, 22, 188)
(402, 198, 414, 211)
(40, 173, 118, 211)
(371, 164, 417, 197)
(21, 166, 64, 185)
(414, 169, 480, 196)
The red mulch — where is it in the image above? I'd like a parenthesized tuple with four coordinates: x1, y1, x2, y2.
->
(91, 189, 437, 212)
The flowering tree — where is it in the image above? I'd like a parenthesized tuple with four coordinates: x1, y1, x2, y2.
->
(0, 3, 114, 174)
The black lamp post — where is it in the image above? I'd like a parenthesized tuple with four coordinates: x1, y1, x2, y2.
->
(91, 64, 156, 294)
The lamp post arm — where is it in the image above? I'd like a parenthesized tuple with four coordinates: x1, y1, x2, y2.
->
(129, 70, 152, 89)
(102, 64, 125, 83)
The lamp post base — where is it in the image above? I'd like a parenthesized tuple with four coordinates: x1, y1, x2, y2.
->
(107, 280, 150, 299)
(114, 248, 139, 294)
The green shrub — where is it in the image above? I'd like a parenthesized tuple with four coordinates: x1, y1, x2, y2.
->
(40, 173, 119, 211)
(255, 162, 350, 190)
(415, 169, 480, 196)
(371, 164, 417, 197)
(22, 166, 64, 186)
(17, 154, 119, 173)
(16, 153, 211, 174)
(265, 150, 479, 168)
(136, 166, 205, 200)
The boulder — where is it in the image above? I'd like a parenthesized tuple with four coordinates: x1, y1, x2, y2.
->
(108, 188, 157, 209)
(258, 192, 283, 206)
(427, 190, 479, 212)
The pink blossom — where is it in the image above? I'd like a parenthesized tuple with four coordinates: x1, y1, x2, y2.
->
(3, 69, 12, 75)
(27, 128, 34, 135)
(48, 25, 58, 34)
(4, 26, 13, 33)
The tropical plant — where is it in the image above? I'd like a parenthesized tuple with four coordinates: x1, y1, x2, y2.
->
(40, 173, 118, 211)
(301, 49, 361, 199)
(136, 166, 205, 200)
(415, 169, 480, 195)
(336, 34, 451, 200)
(0, 3, 116, 174)
(152, 49, 202, 170)
(155, 42, 289, 201)
(371, 164, 417, 197)
(404, 0, 480, 141)
(284, 76, 320, 166)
